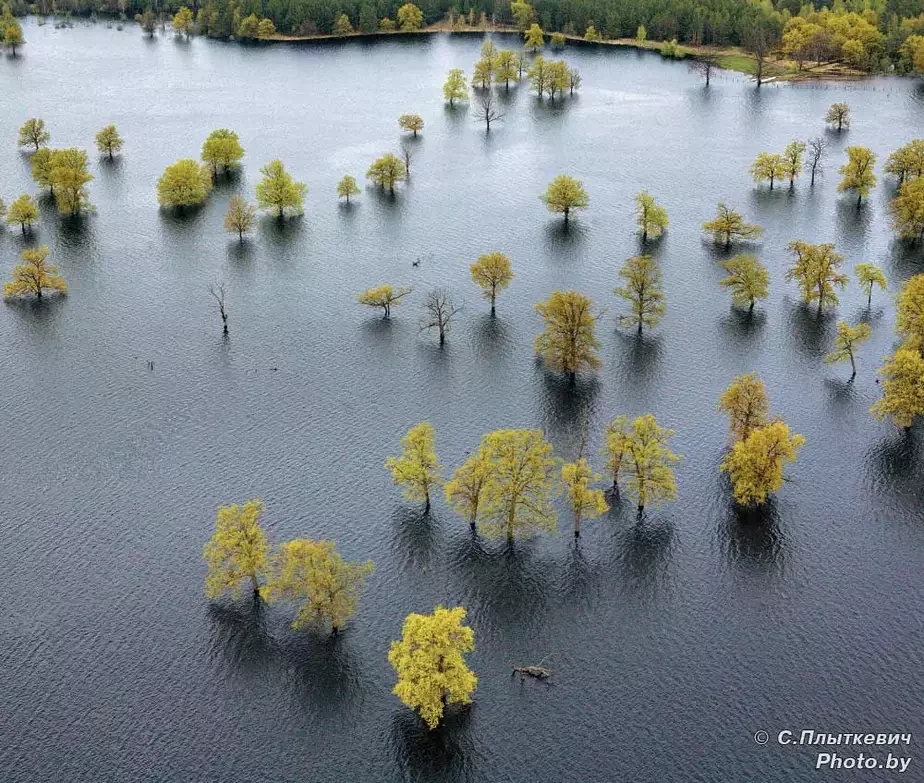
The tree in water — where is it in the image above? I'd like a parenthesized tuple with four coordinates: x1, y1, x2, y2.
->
(18, 118, 49, 152)
(854, 263, 887, 308)
(3, 246, 67, 300)
(889, 178, 924, 246)
(524, 23, 544, 51)
(201, 128, 244, 177)
(470, 252, 513, 315)
(750, 152, 785, 190)
(896, 274, 924, 351)
(385, 421, 441, 512)
(783, 140, 806, 187)
(49, 148, 94, 215)
(807, 136, 829, 186)
(870, 348, 924, 430)
(172, 6, 194, 38)
(634, 191, 668, 241)
(265, 539, 374, 634)
(357, 284, 411, 318)
(366, 153, 407, 194)
(825, 102, 850, 131)
(614, 255, 665, 334)
(601, 415, 631, 497)
(534, 289, 602, 381)
(824, 321, 871, 380)
(721, 422, 805, 506)
(6, 194, 39, 233)
(539, 175, 588, 224)
(388, 606, 477, 729)
(208, 282, 229, 334)
(445, 448, 491, 530)
(443, 69, 469, 106)
(495, 50, 518, 88)
(838, 146, 877, 207)
(256, 159, 307, 218)
(561, 455, 609, 537)
(718, 373, 769, 443)
(398, 114, 424, 137)
(202, 499, 269, 599)
(157, 158, 212, 210)
(720, 255, 769, 313)
(702, 203, 763, 248)
(337, 175, 361, 203)
(224, 195, 256, 242)
(474, 90, 504, 131)
(785, 241, 848, 312)
(621, 415, 680, 515)
(420, 288, 462, 345)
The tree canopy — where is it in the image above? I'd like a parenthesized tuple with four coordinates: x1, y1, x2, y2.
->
(534, 290, 602, 379)
(201, 128, 245, 176)
(203, 499, 269, 600)
(3, 246, 66, 300)
(539, 175, 588, 223)
(615, 255, 666, 334)
(256, 159, 306, 217)
(157, 158, 212, 209)
(721, 422, 805, 506)
(385, 421, 441, 511)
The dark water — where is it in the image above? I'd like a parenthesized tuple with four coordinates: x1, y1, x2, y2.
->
(1, 19, 923, 783)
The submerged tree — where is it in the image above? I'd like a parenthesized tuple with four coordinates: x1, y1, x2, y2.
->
(474, 89, 504, 132)
(534, 290, 602, 380)
(157, 158, 212, 210)
(208, 282, 229, 334)
(785, 241, 848, 312)
(703, 203, 763, 248)
(838, 146, 877, 207)
(357, 284, 411, 318)
(688, 52, 718, 85)
(49, 148, 93, 215)
(825, 320, 871, 379)
(385, 421, 441, 511)
(443, 68, 469, 106)
(2, 15, 23, 54)
(470, 252, 513, 315)
(265, 539, 374, 633)
(495, 49, 518, 88)
(18, 118, 49, 152)
(388, 606, 477, 730)
(720, 255, 769, 313)
(750, 152, 785, 190)
(337, 174, 361, 203)
(3, 246, 67, 300)
(825, 102, 850, 131)
(398, 114, 424, 137)
(870, 348, 924, 430)
(635, 191, 668, 241)
(896, 274, 924, 351)
(807, 136, 829, 186)
(224, 195, 256, 242)
(884, 139, 924, 186)
(256, 159, 306, 218)
(721, 422, 805, 506)
(201, 129, 245, 177)
(615, 255, 665, 334)
(783, 140, 806, 187)
(6, 194, 39, 233)
(202, 499, 269, 600)
(172, 6, 194, 38)
(561, 456, 609, 537)
(445, 448, 491, 530)
(524, 22, 544, 51)
(601, 415, 631, 497)
(622, 415, 680, 515)
(890, 177, 924, 246)
(420, 288, 462, 345)
(854, 263, 887, 308)
(540, 175, 588, 224)
(718, 373, 769, 443)
(367, 153, 407, 194)
(31, 148, 55, 192)
(94, 125, 124, 160)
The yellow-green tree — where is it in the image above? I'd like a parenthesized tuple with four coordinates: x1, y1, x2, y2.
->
(470, 251, 513, 314)
(357, 284, 411, 318)
(49, 148, 93, 216)
(718, 373, 769, 443)
(527, 55, 548, 96)
(265, 539, 374, 633)
(6, 194, 39, 234)
(257, 18, 275, 38)
(385, 421, 441, 511)
(884, 140, 924, 186)
(367, 153, 407, 193)
(825, 320, 871, 379)
(18, 118, 49, 152)
(157, 158, 212, 209)
(524, 22, 544, 51)
(224, 195, 256, 242)
(495, 49, 518, 89)
(720, 254, 769, 313)
(202, 499, 269, 599)
(445, 448, 491, 530)
(2, 16, 23, 54)
(615, 255, 665, 334)
(388, 606, 477, 729)
(890, 177, 924, 246)
(443, 68, 469, 106)
(337, 174, 360, 203)
(534, 290, 601, 380)
(721, 422, 805, 506)
(750, 152, 786, 190)
(510, 0, 535, 31)
(379, 17, 396, 31)
(256, 159, 306, 218)
(95, 125, 124, 160)
(703, 203, 763, 248)
(896, 274, 924, 351)
(31, 147, 55, 192)
(201, 128, 244, 177)
(871, 348, 924, 430)
(333, 13, 353, 35)
(635, 191, 668, 241)
(854, 263, 887, 308)
(785, 241, 848, 312)
(838, 146, 877, 207)
(478, 428, 557, 541)
(825, 102, 850, 131)
(398, 113, 424, 137)
(540, 174, 588, 224)
(397, 2, 423, 31)
(622, 415, 680, 514)
(173, 6, 194, 37)
(584, 23, 600, 41)
(561, 457, 608, 537)
(237, 13, 260, 37)
(783, 140, 806, 186)
(901, 34, 924, 73)
(636, 24, 647, 42)
(546, 59, 570, 100)
(472, 57, 493, 89)
(550, 31, 565, 47)
(601, 415, 631, 497)
(3, 246, 66, 300)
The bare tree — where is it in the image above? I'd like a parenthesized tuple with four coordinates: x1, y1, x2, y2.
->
(400, 144, 413, 177)
(208, 283, 229, 335)
(807, 136, 829, 186)
(688, 53, 718, 86)
(420, 288, 463, 345)
(475, 90, 505, 132)
(568, 67, 582, 95)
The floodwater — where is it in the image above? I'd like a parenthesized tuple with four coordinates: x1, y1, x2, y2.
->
(1, 19, 922, 783)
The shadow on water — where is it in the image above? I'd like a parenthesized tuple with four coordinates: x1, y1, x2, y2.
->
(387, 706, 479, 783)
(227, 238, 256, 265)
(718, 307, 768, 353)
(206, 597, 280, 675)
(835, 197, 872, 244)
(360, 315, 397, 350)
(159, 203, 209, 237)
(864, 428, 924, 507)
(823, 375, 860, 408)
(210, 167, 243, 194)
(390, 505, 442, 571)
(887, 238, 924, 281)
(542, 218, 587, 254)
(716, 494, 787, 577)
(443, 103, 470, 130)
(469, 313, 513, 362)
(785, 299, 837, 360)
(96, 155, 124, 174)
(259, 214, 304, 251)
(611, 329, 664, 389)
(534, 365, 600, 452)
(610, 510, 676, 599)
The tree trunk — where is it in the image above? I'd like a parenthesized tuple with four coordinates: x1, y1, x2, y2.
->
(250, 573, 260, 595)
(849, 352, 856, 379)
(811, 166, 816, 186)
(424, 491, 431, 512)
(857, 192, 862, 208)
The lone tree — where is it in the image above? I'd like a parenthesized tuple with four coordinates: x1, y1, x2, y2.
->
(718, 373, 770, 443)
(825, 320, 871, 380)
(561, 456, 609, 537)
(615, 255, 665, 334)
(721, 422, 805, 506)
(95, 125, 124, 160)
(443, 68, 469, 106)
(201, 129, 245, 177)
(157, 159, 212, 210)
(621, 414, 680, 515)
(750, 152, 786, 190)
(783, 140, 806, 187)
(3, 246, 67, 300)
(18, 118, 49, 152)
(2, 16, 23, 54)
(398, 114, 424, 137)
(208, 282, 229, 334)
(635, 191, 668, 241)
(256, 160, 307, 218)
(475, 89, 504, 132)
(396, 2, 423, 31)
(540, 175, 588, 224)
(172, 6, 194, 38)
(870, 348, 924, 430)
(136, 9, 156, 34)
(385, 421, 441, 512)
(896, 274, 924, 351)
(825, 102, 851, 131)
(357, 284, 411, 318)
(265, 539, 374, 634)
(6, 194, 39, 233)
(601, 415, 631, 497)
(202, 499, 269, 600)
(445, 448, 491, 530)
(807, 136, 829, 186)
(785, 241, 848, 312)
(367, 153, 407, 194)
(478, 428, 558, 541)
(534, 290, 602, 381)
(703, 203, 763, 248)
(838, 146, 877, 207)
(470, 251, 513, 315)
(854, 263, 887, 308)
(890, 178, 924, 245)
(388, 606, 477, 730)
(524, 22, 544, 51)
(420, 288, 462, 345)
(568, 67, 582, 95)
(224, 195, 256, 242)
(720, 254, 769, 313)
(48, 148, 94, 216)
(337, 175, 361, 203)
(688, 52, 719, 85)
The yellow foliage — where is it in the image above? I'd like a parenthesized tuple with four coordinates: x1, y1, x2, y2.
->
(357, 284, 411, 317)
(256, 159, 306, 218)
(94, 125, 123, 159)
(495, 50, 519, 87)
(398, 114, 424, 136)
(750, 152, 786, 189)
(397, 2, 423, 31)
(825, 102, 851, 130)
(4, 246, 67, 300)
(601, 415, 631, 492)
(443, 68, 469, 105)
(721, 422, 805, 506)
(470, 252, 514, 313)
(718, 373, 770, 442)
(890, 177, 924, 245)
(896, 274, 924, 351)
(201, 128, 244, 176)
(871, 348, 924, 429)
(224, 195, 256, 240)
(385, 422, 442, 509)
(720, 255, 769, 311)
(6, 194, 39, 233)
(785, 241, 848, 310)
(621, 415, 680, 512)
(202, 499, 269, 600)
(49, 148, 93, 215)
(703, 203, 762, 248)
(337, 175, 361, 202)
(534, 290, 601, 377)
(157, 158, 212, 208)
(561, 457, 609, 535)
(838, 146, 877, 206)
(366, 153, 407, 193)
(18, 118, 50, 151)
(445, 448, 491, 528)
(615, 255, 665, 333)
(540, 175, 588, 221)
(824, 321, 871, 377)
(635, 191, 668, 240)
(524, 22, 544, 51)
(854, 263, 887, 307)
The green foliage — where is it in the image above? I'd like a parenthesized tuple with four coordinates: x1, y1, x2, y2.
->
(366, 153, 407, 193)
(524, 22, 544, 51)
(31, 147, 55, 191)
(854, 263, 887, 307)
(720, 254, 769, 312)
(359, 5, 377, 33)
(601, 415, 631, 492)
(398, 113, 424, 136)
(172, 6, 193, 36)
(785, 241, 849, 311)
(224, 195, 256, 240)
(256, 159, 306, 217)
(157, 158, 212, 209)
(825, 102, 851, 130)
(896, 274, 924, 352)
(397, 2, 423, 31)
(201, 128, 244, 176)
(636, 24, 647, 42)
(470, 252, 514, 313)
(550, 31, 565, 47)
(495, 49, 519, 87)
(443, 68, 469, 105)
(721, 422, 805, 506)
(333, 13, 353, 35)
(445, 448, 491, 528)
(379, 17, 396, 32)
(6, 194, 38, 233)
(783, 140, 806, 185)
(634, 191, 668, 240)
(257, 18, 275, 38)
(337, 174, 361, 202)
(534, 290, 601, 377)
(357, 284, 411, 317)
(203, 499, 269, 599)
(539, 174, 588, 222)
(615, 255, 665, 333)
(18, 118, 49, 152)
(885, 139, 924, 186)
(510, 0, 534, 31)
(838, 146, 877, 206)
(238, 13, 259, 37)
(561, 457, 608, 536)
(750, 152, 785, 189)
(385, 421, 441, 509)
(825, 320, 872, 378)
(620, 415, 680, 512)
(871, 347, 924, 429)
(890, 177, 924, 245)
(584, 24, 599, 41)
(48, 148, 93, 215)
(2, 14, 23, 53)
(703, 202, 762, 248)
(660, 38, 682, 58)
(95, 125, 124, 159)
(3, 246, 66, 300)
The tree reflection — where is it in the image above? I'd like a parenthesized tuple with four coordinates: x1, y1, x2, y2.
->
(534, 366, 600, 454)
(718, 496, 787, 577)
(206, 596, 279, 675)
(387, 706, 479, 782)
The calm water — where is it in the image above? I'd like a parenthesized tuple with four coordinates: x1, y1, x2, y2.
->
(1, 19, 923, 783)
